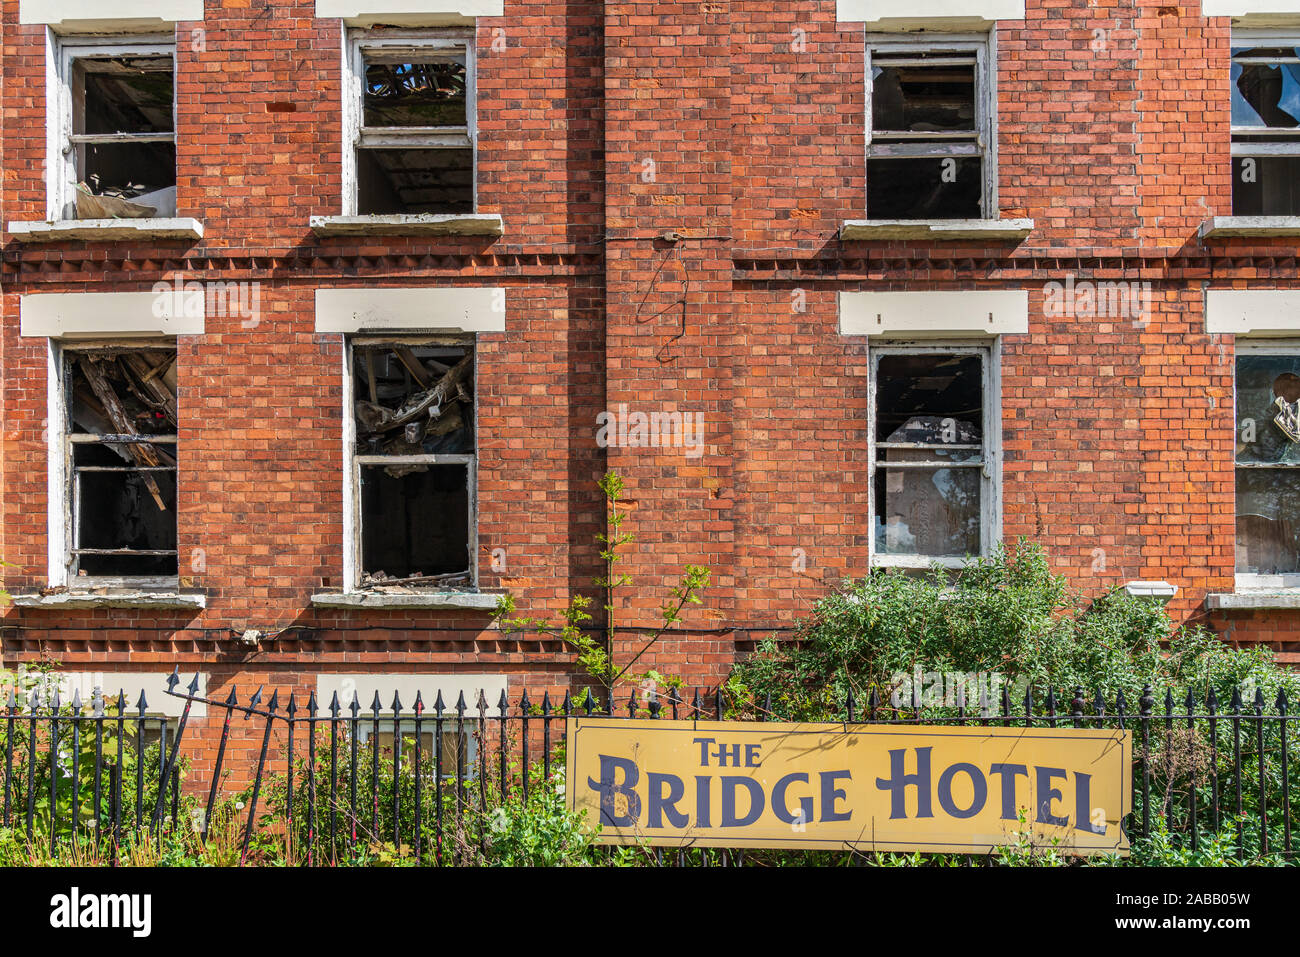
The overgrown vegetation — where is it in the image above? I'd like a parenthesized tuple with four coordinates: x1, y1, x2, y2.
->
(726, 540, 1299, 719)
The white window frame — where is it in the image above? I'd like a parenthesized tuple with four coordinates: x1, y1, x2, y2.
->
(866, 341, 1002, 569)
(50, 339, 180, 590)
(1234, 339, 1300, 591)
(342, 335, 479, 592)
(865, 33, 997, 220)
(341, 27, 478, 217)
(47, 33, 177, 222)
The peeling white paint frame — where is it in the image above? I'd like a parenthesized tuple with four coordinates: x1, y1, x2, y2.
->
(339, 28, 478, 218)
(865, 341, 1003, 570)
(1232, 339, 1300, 593)
(864, 33, 999, 220)
(340, 335, 480, 593)
(46, 33, 176, 222)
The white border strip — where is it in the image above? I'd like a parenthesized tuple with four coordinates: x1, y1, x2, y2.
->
(839, 290, 1028, 337)
(315, 287, 506, 333)
(1206, 289, 1300, 336)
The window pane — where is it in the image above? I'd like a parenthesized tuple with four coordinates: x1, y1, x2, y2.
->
(875, 466, 981, 557)
(1236, 469, 1300, 574)
(1232, 155, 1300, 216)
(867, 157, 981, 219)
(872, 62, 976, 133)
(875, 353, 984, 445)
(1235, 353, 1300, 465)
(357, 147, 473, 215)
(1231, 49, 1300, 128)
(361, 463, 470, 580)
(364, 58, 467, 128)
(76, 57, 174, 135)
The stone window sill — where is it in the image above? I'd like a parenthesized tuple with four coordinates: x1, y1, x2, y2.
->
(840, 219, 1034, 241)
(11, 591, 206, 610)
(310, 214, 504, 238)
(311, 591, 500, 611)
(1200, 217, 1300, 239)
(7, 218, 204, 243)
(1204, 592, 1300, 611)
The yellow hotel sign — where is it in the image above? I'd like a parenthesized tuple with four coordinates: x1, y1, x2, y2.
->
(567, 718, 1131, 855)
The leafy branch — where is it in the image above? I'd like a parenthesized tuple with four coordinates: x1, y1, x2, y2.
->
(493, 471, 710, 700)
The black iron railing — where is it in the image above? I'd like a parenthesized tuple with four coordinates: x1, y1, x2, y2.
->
(0, 671, 1296, 865)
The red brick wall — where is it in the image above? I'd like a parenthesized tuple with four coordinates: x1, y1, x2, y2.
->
(2, 0, 1299, 786)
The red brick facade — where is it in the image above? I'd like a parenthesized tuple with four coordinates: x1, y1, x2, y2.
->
(2, 0, 1299, 784)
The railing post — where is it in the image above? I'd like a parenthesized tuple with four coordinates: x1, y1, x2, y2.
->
(1186, 688, 1198, 853)
(286, 693, 297, 863)
(1255, 688, 1268, 855)
(1278, 688, 1291, 856)
(240, 689, 277, 866)
(1231, 686, 1243, 860)
(1139, 684, 1154, 841)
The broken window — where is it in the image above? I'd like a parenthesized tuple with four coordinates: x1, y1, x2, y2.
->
(56, 39, 177, 220)
(1235, 348, 1300, 583)
(348, 32, 475, 216)
(870, 348, 992, 566)
(867, 41, 990, 220)
(351, 339, 476, 590)
(63, 346, 179, 582)
(1231, 41, 1300, 215)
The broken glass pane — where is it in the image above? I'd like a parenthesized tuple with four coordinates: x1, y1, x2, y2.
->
(1236, 353, 1300, 465)
(874, 466, 981, 557)
(1236, 469, 1300, 574)
(1232, 48, 1300, 129)
(867, 156, 981, 220)
(364, 58, 467, 128)
(875, 353, 983, 443)
(872, 61, 976, 133)
(357, 147, 473, 215)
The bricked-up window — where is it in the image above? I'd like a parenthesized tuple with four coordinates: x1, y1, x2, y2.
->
(869, 346, 997, 567)
(866, 38, 992, 220)
(62, 346, 179, 582)
(350, 339, 476, 590)
(54, 37, 177, 220)
(1231, 40, 1300, 216)
(346, 31, 476, 216)
(1235, 348, 1300, 583)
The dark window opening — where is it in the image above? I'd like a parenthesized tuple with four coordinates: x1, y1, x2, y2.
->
(873, 353, 985, 560)
(66, 349, 179, 581)
(357, 148, 473, 215)
(362, 464, 471, 581)
(71, 54, 176, 218)
(872, 63, 976, 133)
(867, 157, 982, 220)
(353, 342, 475, 589)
